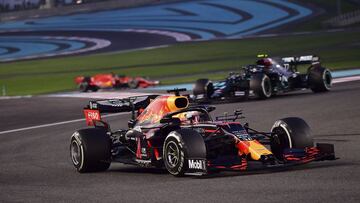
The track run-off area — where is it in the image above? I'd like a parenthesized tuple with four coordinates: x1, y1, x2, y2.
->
(0, 0, 312, 61)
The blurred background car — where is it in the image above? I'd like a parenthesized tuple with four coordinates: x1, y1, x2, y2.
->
(74, 73, 160, 92)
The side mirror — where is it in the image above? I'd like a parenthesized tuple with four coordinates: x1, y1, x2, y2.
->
(160, 117, 181, 126)
(234, 109, 242, 115)
(128, 119, 136, 129)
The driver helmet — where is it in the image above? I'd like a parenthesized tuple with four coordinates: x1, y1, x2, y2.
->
(256, 58, 273, 68)
(183, 111, 203, 124)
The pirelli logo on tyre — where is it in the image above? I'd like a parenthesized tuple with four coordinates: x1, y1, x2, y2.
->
(188, 159, 206, 170)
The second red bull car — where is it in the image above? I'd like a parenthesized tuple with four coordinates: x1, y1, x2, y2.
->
(70, 89, 335, 176)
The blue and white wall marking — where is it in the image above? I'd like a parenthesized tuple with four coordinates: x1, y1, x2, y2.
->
(0, 0, 313, 61)
(0, 35, 111, 62)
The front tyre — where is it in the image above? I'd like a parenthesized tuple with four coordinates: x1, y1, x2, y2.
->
(79, 82, 98, 92)
(250, 73, 272, 99)
(70, 128, 111, 173)
(270, 117, 313, 160)
(79, 82, 90, 92)
(163, 134, 186, 176)
(128, 80, 139, 89)
(308, 66, 332, 92)
(78, 76, 93, 92)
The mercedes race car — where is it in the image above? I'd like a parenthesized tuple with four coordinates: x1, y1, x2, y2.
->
(74, 73, 159, 92)
(193, 55, 332, 102)
(70, 89, 335, 176)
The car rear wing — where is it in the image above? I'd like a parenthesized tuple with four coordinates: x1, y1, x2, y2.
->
(86, 95, 159, 113)
(83, 95, 159, 126)
(281, 55, 320, 65)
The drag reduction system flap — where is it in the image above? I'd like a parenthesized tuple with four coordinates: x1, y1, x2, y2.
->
(86, 95, 159, 113)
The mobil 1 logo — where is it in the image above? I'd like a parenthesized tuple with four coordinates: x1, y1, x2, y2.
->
(188, 159, 206, 170)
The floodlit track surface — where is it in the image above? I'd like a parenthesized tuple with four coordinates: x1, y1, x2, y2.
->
(0, 81, 359, 202)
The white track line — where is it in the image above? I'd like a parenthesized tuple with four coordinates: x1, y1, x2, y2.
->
(0, 112, 128, 135)
(333, 75, 360, 84)
(0, 95, 32, 100)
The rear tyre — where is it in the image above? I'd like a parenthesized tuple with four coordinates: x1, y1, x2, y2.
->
(270, 117, 313, 160)
(193, 78, 214, 99)
(70, 128, 111, 173)
(250, 73, 272, 99)
(308, 66, 332, 92)
(90, 86, 99, 92)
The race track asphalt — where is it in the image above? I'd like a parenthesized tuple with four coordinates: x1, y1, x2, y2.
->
(0, 81, 359, 202)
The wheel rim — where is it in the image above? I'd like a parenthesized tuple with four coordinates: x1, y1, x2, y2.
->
(323, 70, 332, 89)
(71, 140, 82, 165)
(273, 127, 289, 147)
(271, 127, 291, 159)
(165, 141, 179, 168)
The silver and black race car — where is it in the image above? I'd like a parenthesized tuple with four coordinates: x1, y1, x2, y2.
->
(193, 55, 332, 102)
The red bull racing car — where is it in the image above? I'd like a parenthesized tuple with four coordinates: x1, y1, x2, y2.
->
(74, 73, 159, 92)
(70, 89, 335, 176)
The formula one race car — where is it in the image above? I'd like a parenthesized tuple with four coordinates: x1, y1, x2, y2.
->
(74, 73, 159, 92)
(193, 55, 332, 101)
(70, 89, 335, 176)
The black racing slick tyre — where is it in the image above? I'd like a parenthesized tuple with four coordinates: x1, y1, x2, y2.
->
(70, 128, 111, 173)
(308, 66, 332, 93)
(163, 129, 206, 176)
(128, 80, 139, 89)
(193, 78, 214, 99)
(163, 133, 186, 177)
(79, 76, 91, 92)
(80, 84, 98, 92)
(270, 117, 314, 160)
(79, 82, 90, 92)
(79, 76, 98, 92)
(250, 73, 272, 99)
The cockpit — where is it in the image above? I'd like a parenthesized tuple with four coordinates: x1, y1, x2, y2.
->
(172, 109, 212, 124)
